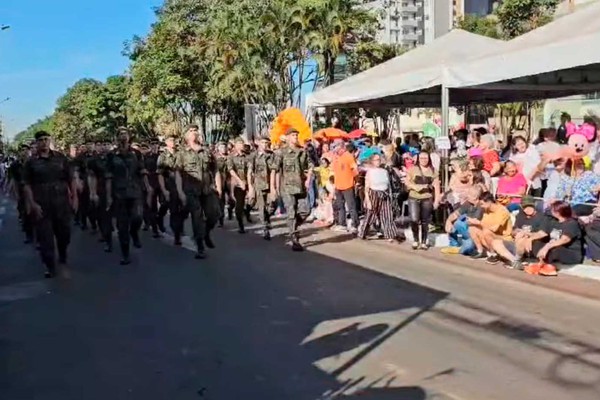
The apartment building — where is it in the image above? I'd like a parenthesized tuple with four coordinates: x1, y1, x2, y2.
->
(358, 0, 426, 46)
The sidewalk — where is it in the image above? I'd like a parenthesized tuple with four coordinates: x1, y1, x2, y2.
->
(250, 216, 600, 302)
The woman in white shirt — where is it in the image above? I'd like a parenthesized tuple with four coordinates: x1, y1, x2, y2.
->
(510, 136, 542, 196)
(358, 154, 402, 242)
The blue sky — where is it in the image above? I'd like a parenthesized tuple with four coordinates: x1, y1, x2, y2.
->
(0, 0, 159, 139)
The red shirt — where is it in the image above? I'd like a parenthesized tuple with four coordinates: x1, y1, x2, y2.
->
(482, 150, 500, 173)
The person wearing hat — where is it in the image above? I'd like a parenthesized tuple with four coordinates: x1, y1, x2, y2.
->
(489, 195, 550, 269)
(249, 136, 276, 240)
(105, 127, 152, 265)
(88, 140, 113, 252)
(175, 125, 222, 259)
(8, 143, 34, 244)
(22, 130, 78, 278)
(272, 128, 314, 251)
(141, 138, 163, 238)
(227, 137, 253, 233)
(214, 140, 233, 226)
(156, 133, 184, 245)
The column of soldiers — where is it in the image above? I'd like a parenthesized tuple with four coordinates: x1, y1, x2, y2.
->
(7, 124, 314, 279)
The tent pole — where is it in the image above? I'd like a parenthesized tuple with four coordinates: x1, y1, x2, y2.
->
(441, 86, 450, 188)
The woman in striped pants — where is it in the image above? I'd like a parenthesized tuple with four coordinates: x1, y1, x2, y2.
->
(358, 154, 401, 242)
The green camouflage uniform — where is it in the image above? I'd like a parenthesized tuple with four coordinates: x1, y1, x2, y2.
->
(215, 153, 233, 224)
(22, 150, 74, 271)
(252, 150, 275, 233)
(105, 147, 147, 259)
(157, 149, 184, 240)
(227, 152, 252, 228)
(273, 145, 314, 242)
(175, 146, 220, 252)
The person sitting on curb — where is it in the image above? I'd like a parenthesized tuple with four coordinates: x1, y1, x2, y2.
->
(468, 192, 513, 262)
(532, 201, 584, 270)
(489, 196, 552, 270)
(441, 186, 483, 256)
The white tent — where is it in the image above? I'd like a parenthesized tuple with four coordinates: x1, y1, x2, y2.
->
(308, 30, 503, 108)
(446, 1, 600, 101)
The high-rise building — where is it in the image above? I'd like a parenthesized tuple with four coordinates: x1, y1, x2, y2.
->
(358, 0, 426, 47)
(359, 0, 463, 46)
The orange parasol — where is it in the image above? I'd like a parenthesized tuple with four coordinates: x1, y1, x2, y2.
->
(348, 129, 367, 139)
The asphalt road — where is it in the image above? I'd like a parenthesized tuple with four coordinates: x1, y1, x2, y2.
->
(1, 194, 600, 400)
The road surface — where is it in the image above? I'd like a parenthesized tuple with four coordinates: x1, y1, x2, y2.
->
(1, 194, 600, 400)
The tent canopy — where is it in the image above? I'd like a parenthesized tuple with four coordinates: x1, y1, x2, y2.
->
(309, 30, 503, 108)
(446, 1, 600, 100)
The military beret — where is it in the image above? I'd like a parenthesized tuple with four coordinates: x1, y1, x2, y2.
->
(34, 130, 51, 140)
(19, 143, 31, 150)
(234, 137, 245, 144)
(284, 127, 299, 135)
(258, 136, 271, 142)
(150, 139, 160, 145)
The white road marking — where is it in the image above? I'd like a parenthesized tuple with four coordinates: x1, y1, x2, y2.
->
(561, 264, 600, 282)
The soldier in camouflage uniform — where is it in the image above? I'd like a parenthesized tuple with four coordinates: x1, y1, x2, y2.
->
(22, 131, 78, 278)
(157, 134, 184, 246)
(250, 137, 276, 240)
(214, 141, 233, 227)
(175, 124, 222, 259)
(227, 138, 253, 233)
(88, 141, 113, 252)
(273, 128, 314, 251)
(106, 128, 152, 265)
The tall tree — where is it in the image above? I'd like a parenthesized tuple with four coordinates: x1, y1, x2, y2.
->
(496, 0, 559, 39)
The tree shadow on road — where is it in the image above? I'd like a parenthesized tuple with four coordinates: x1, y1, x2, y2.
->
(0, 212, 449, 399)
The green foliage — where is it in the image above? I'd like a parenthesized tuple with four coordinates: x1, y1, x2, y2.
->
(456, 14, 500, 39)
(347, 42, 409, 75)
(495, 0, 559, 39)
(13, 116, 55, 146)
(52, 76, 129, 147)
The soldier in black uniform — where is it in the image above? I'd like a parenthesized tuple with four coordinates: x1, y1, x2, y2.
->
(106, 128, 152, 265)
(8, 144, 35, 243)
(74, 142, 95, 231)
(22, 131, 78, 278)
(157, 134, 184, 245)
(88, 141, 113, 252)
(143, 139, 162, 238)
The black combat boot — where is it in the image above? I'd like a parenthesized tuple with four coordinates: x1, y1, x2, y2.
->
(263, 229, 271, 241)
(204, 232, 215, 249)
(291, 234, 304, 252)
(195, 241, 206, 259)
(120, 243, 131, 265)
(237, 219, 245, 234)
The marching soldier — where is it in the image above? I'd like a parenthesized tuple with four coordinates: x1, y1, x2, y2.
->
(157, 134, 184, 246)
(143, 139, 162, 238)
(8, 144, 35, 244)
(88, 141, 113, 252)
(22, 131, 78, 278)
(272, 128, 314, 251)
(105, 128, 152, 265)
(74, 142, 95, 231)
(214, 141, 233, 226)
(175, 124, 222, 259)
(227, 138, 253, 234)
(250, 137, 276, 240)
